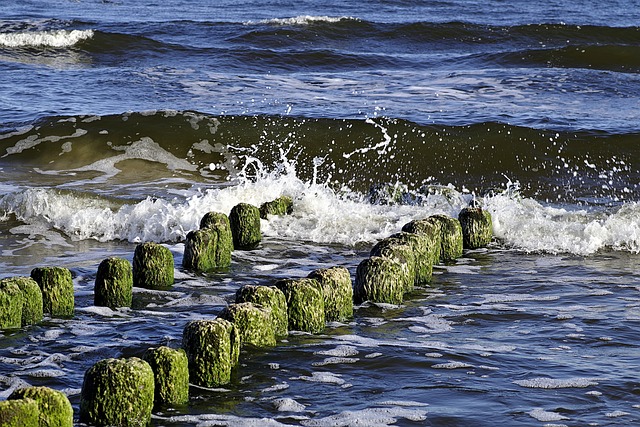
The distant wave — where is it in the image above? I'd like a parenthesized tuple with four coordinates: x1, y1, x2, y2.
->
(0, 29, 94, 48)
(245, 16, 358, 26)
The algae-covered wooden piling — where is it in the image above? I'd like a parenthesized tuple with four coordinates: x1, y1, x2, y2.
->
(370, 237, 415, 293)
(133, 242, 174, 289)
(235, 285, 288, 337)
(275, 278, 325, 334)
(94, 257, 133, 309)
(259, 196, 293, 219)
(229, 203, 262, 249)
(429, 214, 464, 262)
(307, 267, 353, 321)
(0, 280, 24, 329)
(30, 267, 74, 318)
(458, 207, 493, 249)
(143, 346, 189, 406)
(79, 357, 155, 427)
(402, 217, 442, 268)
(0, 398, 39, 427)
(9, 386, 73, 427)
(218, 302, 277, 347)
(183, 212, 233, 271)
(182, 318, 240, 387)
(354, 256, 404, 305)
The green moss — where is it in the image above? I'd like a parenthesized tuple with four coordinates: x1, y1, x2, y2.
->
(79, 357, 155, 427)
(259, 196, 294, 219)
(182, 319, 240, 387)
(458, 207, 493, 249)
(235, 285, 288, 337)
(9, 386, 73, 427)
(30, 267, 74, 318)
(6, 277, 43, 326)
(199, 211, 231, 231)
(0, 398, 39, 427)
(94, 258, 133, 309)
(354, 257, 404, 305)
(307, 267, 353, 321)
(370, 237, 415, 293)
(218, 302, 276, 347)
(183, 224, 233, 272)
(143, 346, 189, 405)
(389, 232, 434, 285)
(429, 214, 464, 262)
(275, 278, 325, 334)
(402, 218, 442, 266)
(229, 203, 262, 250)
(0, 281, 24, 329)
(133, 242, 174, 289)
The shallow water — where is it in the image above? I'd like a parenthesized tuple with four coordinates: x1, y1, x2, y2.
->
(1, 0, 640, 425)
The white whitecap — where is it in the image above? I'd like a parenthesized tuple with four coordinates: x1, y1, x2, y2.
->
(0, 29, 94, 48)
(528, 408, 569, 422)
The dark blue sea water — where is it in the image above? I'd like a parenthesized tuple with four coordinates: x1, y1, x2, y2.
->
(1, 1, 640, 425)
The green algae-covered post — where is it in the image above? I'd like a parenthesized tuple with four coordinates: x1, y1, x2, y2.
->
(458, 207, 493, 249)
(9, 386, 73, 427)
(389, 232, 434, 285)
(0, 276, 43, 327)
(259, 196, 293, 219)
(354, 256, 404, 305)
(218, 302, 276, 347)
(0, 398, 39, 427)
(79, 357, 154, 427)
(7, 277, 43, 326)
(402, 218, 442, 268)
(94, 257, 133, 309)
(229, 203, 262, 249)
(307, 267, 353, 321)
(0, 280, 24, 329)
(182, 318, 240, 387)
(370, 237, 415, 294)
(183, 215, 233, 272)
(133, 242, 174, 289)
(429, 214, 464, 262)
(199, 211, 231, 231)
(143, 346, 189, 406)
(30, 267, 74, 318)
(275, 278, 325, 334)
(235, 285, 288, 337)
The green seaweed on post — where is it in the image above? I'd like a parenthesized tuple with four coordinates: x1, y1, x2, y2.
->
(307, 267, 353, 321)
(235, 285, 289, 337)
(9, 386, 73, 427)
(143, 346, 189, 406)
(133, 242, 174, 289)
(275, 278, 325, 334)
(79, 357, 155, 427)
(218, 302, 277, 347)
(30, 267, 74, 318)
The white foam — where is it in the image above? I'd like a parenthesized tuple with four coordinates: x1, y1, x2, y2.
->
(246, 16, 354, 26)
(292, 372, 346, 386)
(529, 408, 569, 422)
(431, 361, 474, 369)
(486, 191, 640, 255)
(314, 345, 359, 357)
(300, 407, 428, 427)
(312, 357, 359, 367)
(0, 29, 94, 48)
(514, 377, 599, 389)
(272, 397, 306, 412)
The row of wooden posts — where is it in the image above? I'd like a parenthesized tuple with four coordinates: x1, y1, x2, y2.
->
(0, 195, 493, 426)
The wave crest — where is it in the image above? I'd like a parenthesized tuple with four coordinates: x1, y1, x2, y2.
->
(0, 29, 94, 48)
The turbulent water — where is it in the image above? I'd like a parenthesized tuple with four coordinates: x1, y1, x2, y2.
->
(1, 1, 640, 426)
